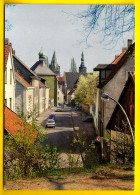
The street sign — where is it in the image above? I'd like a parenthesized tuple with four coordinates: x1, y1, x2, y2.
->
(96, 136, 101, 142)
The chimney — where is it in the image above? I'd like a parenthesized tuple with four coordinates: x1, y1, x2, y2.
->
(12, 49, 15, 55)
(128, 39, 132, 48)
(5, 38, 10, 45)
(122, 47, 127, 52)
(115, 55, 119, 59)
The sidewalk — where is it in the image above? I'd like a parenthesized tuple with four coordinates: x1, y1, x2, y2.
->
(71, 107, 96, 136)
(71, 107, 96, 142)
(36, 107, 56, 132)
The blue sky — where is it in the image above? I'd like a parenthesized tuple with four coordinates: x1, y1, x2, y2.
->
(5, 4, 134, 76)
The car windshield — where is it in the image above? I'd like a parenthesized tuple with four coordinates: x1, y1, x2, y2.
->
(48, 119, 54, 122)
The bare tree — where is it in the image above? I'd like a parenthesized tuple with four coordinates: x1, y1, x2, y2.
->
(77, 5, 135, 46)
(5, 4, 16, 31)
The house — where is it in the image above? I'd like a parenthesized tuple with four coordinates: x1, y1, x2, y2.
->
(57, 76, 64, 89)
(13, 54, 50, 115)
(93, 39, 135, 138)
(4, 38, 16, 111)
(57, 87, 64, 105)
(39, 81, 50, 113)
(63, 52, 93, 103)
(31, 49, 57, 106)
(15, 72, 34, 117)
(63, 72, 80, 103)
(106, 73, 135, 133)
(106, 74, 135, 163)
(5, 106, 38, 143)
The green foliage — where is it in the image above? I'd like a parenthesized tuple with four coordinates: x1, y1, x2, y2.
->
(71, 130, 101, 168)
(70, 58, 77, 72)
(74, 72, 99, 105)
(4, 105, 61, 180)
(104, 122, 134, 165)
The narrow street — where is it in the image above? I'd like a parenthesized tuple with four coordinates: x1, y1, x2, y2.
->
(37, 105, 95, 151)
(36, 105, 95, 167)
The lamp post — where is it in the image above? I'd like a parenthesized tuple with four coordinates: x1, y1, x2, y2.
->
(101, 93, 135, 146)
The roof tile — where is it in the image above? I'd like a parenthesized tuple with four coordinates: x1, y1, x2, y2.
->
(5, 107, 38, 143)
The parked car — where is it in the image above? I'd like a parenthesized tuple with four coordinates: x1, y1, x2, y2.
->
(46, 119, 55, 128)
(48, 114, 56, 121)
(55, 106, 62, 112)
(75, 105, 81, 111)
(60, 104, 64, 108)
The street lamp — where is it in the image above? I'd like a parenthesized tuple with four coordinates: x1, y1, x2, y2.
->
(101, 93, 135, 146)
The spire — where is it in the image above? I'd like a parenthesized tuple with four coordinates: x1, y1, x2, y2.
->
(79, 52, 87, 73)
(49, 51, 60, 76)
(50, 51, 58, 69)
(80, 52, 85, 67)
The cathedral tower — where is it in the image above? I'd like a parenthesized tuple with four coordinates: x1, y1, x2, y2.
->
(79, 52, 87, 73)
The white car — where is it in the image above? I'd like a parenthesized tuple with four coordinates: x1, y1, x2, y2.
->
(46, 119, 55, 128)
(55, 106, 62, 112)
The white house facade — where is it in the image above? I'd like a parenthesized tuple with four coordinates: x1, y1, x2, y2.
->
(4, 39, 15, 111)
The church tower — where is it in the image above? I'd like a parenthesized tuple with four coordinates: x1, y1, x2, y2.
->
(49, 51, 60, 76)
(79, 52, 87, 73)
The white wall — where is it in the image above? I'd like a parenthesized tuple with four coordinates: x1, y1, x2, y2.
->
(58, 87, 64, 105)
(5, 48, 15, 111)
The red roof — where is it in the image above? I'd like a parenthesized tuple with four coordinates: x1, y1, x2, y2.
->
(5, 107, 38, 143)
(98, 43, 135, 88)
(15, 72, 32, 87)
(57, 77, 63, 82)
(111, 50, 126, 64)
(5, 43, 12, 70)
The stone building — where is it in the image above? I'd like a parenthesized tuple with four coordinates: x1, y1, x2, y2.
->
(15, 72, 34, 116)
(93, 39, 135, 137)
(31, 49, 58, 106)
(13, 53, 49, 115)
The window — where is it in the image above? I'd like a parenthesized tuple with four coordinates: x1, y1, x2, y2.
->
(10, 69, 12, 84)
(5, 68, 7, 84)
(101, 70, 106, 79)
(10, 98, 12, 109)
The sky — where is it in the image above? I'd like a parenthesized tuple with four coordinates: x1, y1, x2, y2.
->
(5, 4, 134, 76)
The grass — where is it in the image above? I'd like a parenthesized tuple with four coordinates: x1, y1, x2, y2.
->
(41, 163, 134, 177)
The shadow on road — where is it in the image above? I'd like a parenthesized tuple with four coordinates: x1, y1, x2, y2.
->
(41, 130, 75, 152)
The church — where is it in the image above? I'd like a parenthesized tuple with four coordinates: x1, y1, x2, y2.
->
(31, 49, 59, 106)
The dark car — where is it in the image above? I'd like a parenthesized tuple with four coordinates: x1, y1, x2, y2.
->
(75, 105, 81, 111)
(48, 114, 56, 121)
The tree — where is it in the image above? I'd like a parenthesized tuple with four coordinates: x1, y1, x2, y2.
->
(77, 5, 135, 46)
(74, 72, 98, 105)
(5, 4, 16, 31)
(70, 58, 77, 72)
